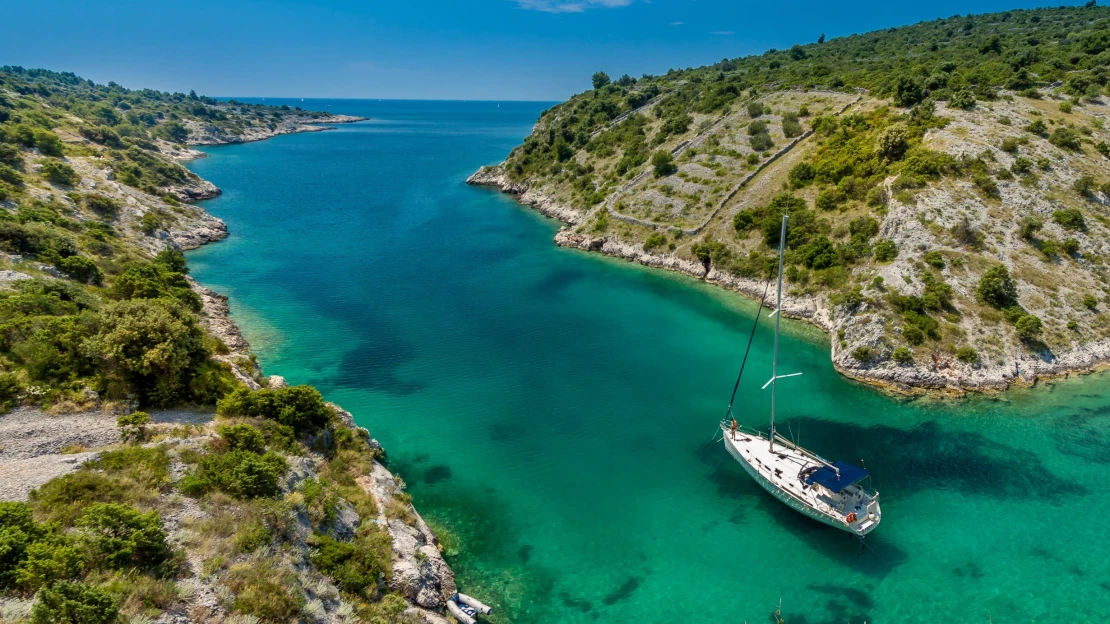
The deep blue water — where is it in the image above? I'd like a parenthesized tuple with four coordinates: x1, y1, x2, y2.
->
(186, 99, 1110, 623)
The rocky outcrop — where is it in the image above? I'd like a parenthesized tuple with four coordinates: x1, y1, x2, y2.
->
(357, 463, 457, 610)
(164, 177, 221, 203)
(467, 165, 585, 224)
(168, 211, 228, 250)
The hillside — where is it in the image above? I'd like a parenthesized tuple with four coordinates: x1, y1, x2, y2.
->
(0, 68, 458, 623)
(470, 4, 1110, 393)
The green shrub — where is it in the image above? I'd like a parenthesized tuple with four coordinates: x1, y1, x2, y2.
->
(977, 264, 1017, 308)
(309, 532, 390, 597)
(749, 132, 774, 151)
(892, 346, 914, 363)
(788, 162, 816, 187)
(232, 522, 272, 554)
(223, 560, 304, 621)
(31, 130, 65, 158)
(218, 423, 267, 453)
(84, 195, 119, 218)
(1015, 314, 1043, 340)
(217, 386, 332, 436)
(1026, 119, 1047, 135)
(28, 472, 127, 526)
(109, 260, 201, 311)
(184, 450, 286, 499)
(1062, 237, 1080, 255)
(30, 581, 118, 624)
(76, 503, 171, 572)
(781, 114, 803, 138)
(955, 346, 979, 363)
(1011, 157, 1033, 174)
(815, 189, 839, 211)
(732, 210, 754, 232)
(651, 151, 676, 177)
(947, 89, 976, 109)
(14, 535, 85, 591)
(1048, 126, 1082, 150)
(747, 101, 764, 118)
(1019, 216, 1043, 240)
(876, 125, 909, 160)
(873, 239, 898, 262)
(58, 256, 103, 285)
(851, 346, 873, 362)
(41, 160, 80, 187)
(923, 250, 945, 268)
(1052, 208, 1086, 231)
(903, 325, 925, 345)
(117, 412, 151, 444)
(1082, 294, 1099, 310)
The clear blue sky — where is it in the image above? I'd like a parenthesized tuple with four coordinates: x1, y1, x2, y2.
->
(1, 0, 1073, 101)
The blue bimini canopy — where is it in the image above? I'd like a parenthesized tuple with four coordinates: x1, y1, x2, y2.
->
(805, 461, 870, 493)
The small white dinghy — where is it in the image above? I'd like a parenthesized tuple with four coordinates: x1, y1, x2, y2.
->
(447, 593, 492, 624)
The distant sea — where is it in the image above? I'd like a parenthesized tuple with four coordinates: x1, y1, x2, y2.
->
(186, 99, 1110, 623)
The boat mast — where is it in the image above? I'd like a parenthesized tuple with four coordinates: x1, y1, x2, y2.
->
(770, 215, 787, 453)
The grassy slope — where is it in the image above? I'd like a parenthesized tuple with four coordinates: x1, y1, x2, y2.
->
(482, 5, 1110, 391)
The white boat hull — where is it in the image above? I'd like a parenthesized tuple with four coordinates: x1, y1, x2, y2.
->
(723, 428, 880, 536)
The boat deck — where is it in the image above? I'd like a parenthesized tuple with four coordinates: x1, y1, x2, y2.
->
(723, 427, 880, 536)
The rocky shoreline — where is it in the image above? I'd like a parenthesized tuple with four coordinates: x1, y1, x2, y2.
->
(184, 114, 367, 147)
(469, 165, 1110, 396)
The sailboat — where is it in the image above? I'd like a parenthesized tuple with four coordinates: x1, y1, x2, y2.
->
(721, 215, 881, 537)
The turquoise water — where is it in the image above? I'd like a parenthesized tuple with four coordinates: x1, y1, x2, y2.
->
(186, 100, 1110, 623)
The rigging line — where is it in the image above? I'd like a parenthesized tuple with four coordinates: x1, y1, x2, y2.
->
(724, 279, 773, 421)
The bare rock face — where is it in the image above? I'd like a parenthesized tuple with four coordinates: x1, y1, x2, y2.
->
(358, 463, 457, 610)
(164, 178, 221, 203)
(268, 375, 288, 389)
(168, 213, 228, 250)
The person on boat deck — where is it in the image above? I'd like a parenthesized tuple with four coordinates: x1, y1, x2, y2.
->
(729, 418, 738, 439)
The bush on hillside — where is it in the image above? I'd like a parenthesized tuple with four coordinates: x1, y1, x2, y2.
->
(30, 581, 118, 624)
(977, 264, 1018, 308)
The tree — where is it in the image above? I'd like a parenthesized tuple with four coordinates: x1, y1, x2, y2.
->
(81, 299, 208, 406)
(591, 72, 611, 89)
(818, 33, 826, 44)
(651, 151, 676, 177)
(977, 264, 1018, 308)
(789, 44, 807, 60)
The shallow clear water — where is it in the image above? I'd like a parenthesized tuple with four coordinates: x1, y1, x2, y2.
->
(186, 100, 1110, 623)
